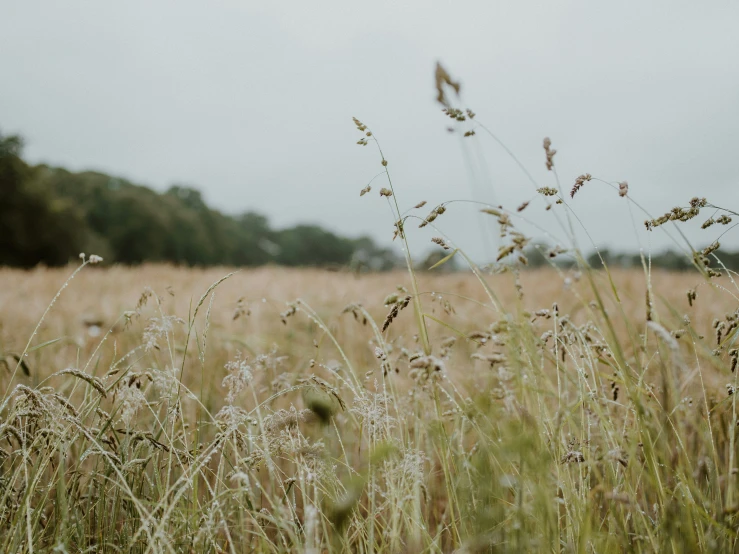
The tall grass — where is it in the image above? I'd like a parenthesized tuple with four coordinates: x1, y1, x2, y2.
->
(1, 67, 738, 553)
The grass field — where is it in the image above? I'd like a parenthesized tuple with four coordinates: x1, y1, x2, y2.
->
(2, 84, 738, 552)
(1, 261, 738, 553)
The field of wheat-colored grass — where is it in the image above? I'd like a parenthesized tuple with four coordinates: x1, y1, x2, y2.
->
(1, 261, 738, 553)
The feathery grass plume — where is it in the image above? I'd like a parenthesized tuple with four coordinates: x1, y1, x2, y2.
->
(263, 407, 312, 434)
(414, 200, 427, 208)
(222, 352, 253, 404)
(142, 315, 184, 351)
(618, 181, 629, 197)
(379, 187, 392, 197)
(570, 173, 592, 198)
(516, 201, 530, 212)
(116, 380, 148, 427)
(543, 137, 556, 170)
(360, 185, 371, 196)
(351, 391, 396, 440)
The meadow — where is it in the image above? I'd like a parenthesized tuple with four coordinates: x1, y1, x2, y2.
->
(1, 259, 738, 553)
(1, 70, 739, 553)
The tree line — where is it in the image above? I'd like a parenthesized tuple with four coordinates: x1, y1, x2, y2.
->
(3, 129, 735, 271)
(0, 130, 401, 269)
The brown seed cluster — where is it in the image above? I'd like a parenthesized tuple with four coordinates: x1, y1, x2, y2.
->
(645, 197, 707, 230)
(537, 187, 558, 197)
(431, 237, 450, 250)
(352, 117, 372, 146)
(382, 295, 412, 332)
(419, 205, 447, 228)
(434, 62, 461, 106)
(543, 137, 557, 171)
(570, 174, 592, 199)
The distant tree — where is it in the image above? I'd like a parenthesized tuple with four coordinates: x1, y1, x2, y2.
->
(0, 132, 85, 267)
(274, 225, 356, 266)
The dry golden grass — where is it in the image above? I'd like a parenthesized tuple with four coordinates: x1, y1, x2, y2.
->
(1, 260, 739, 553)
(0, 264, 727, 390)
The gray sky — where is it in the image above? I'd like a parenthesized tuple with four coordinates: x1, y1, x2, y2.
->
(2, 0, 738, 262)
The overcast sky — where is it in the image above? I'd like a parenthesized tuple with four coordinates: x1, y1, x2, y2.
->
(2, 0, 738, 262)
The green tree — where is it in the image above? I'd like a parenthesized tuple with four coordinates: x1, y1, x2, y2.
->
(0, 132, 85, 267)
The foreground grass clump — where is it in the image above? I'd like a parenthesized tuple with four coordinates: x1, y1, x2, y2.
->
(0, 262, 737, 553)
